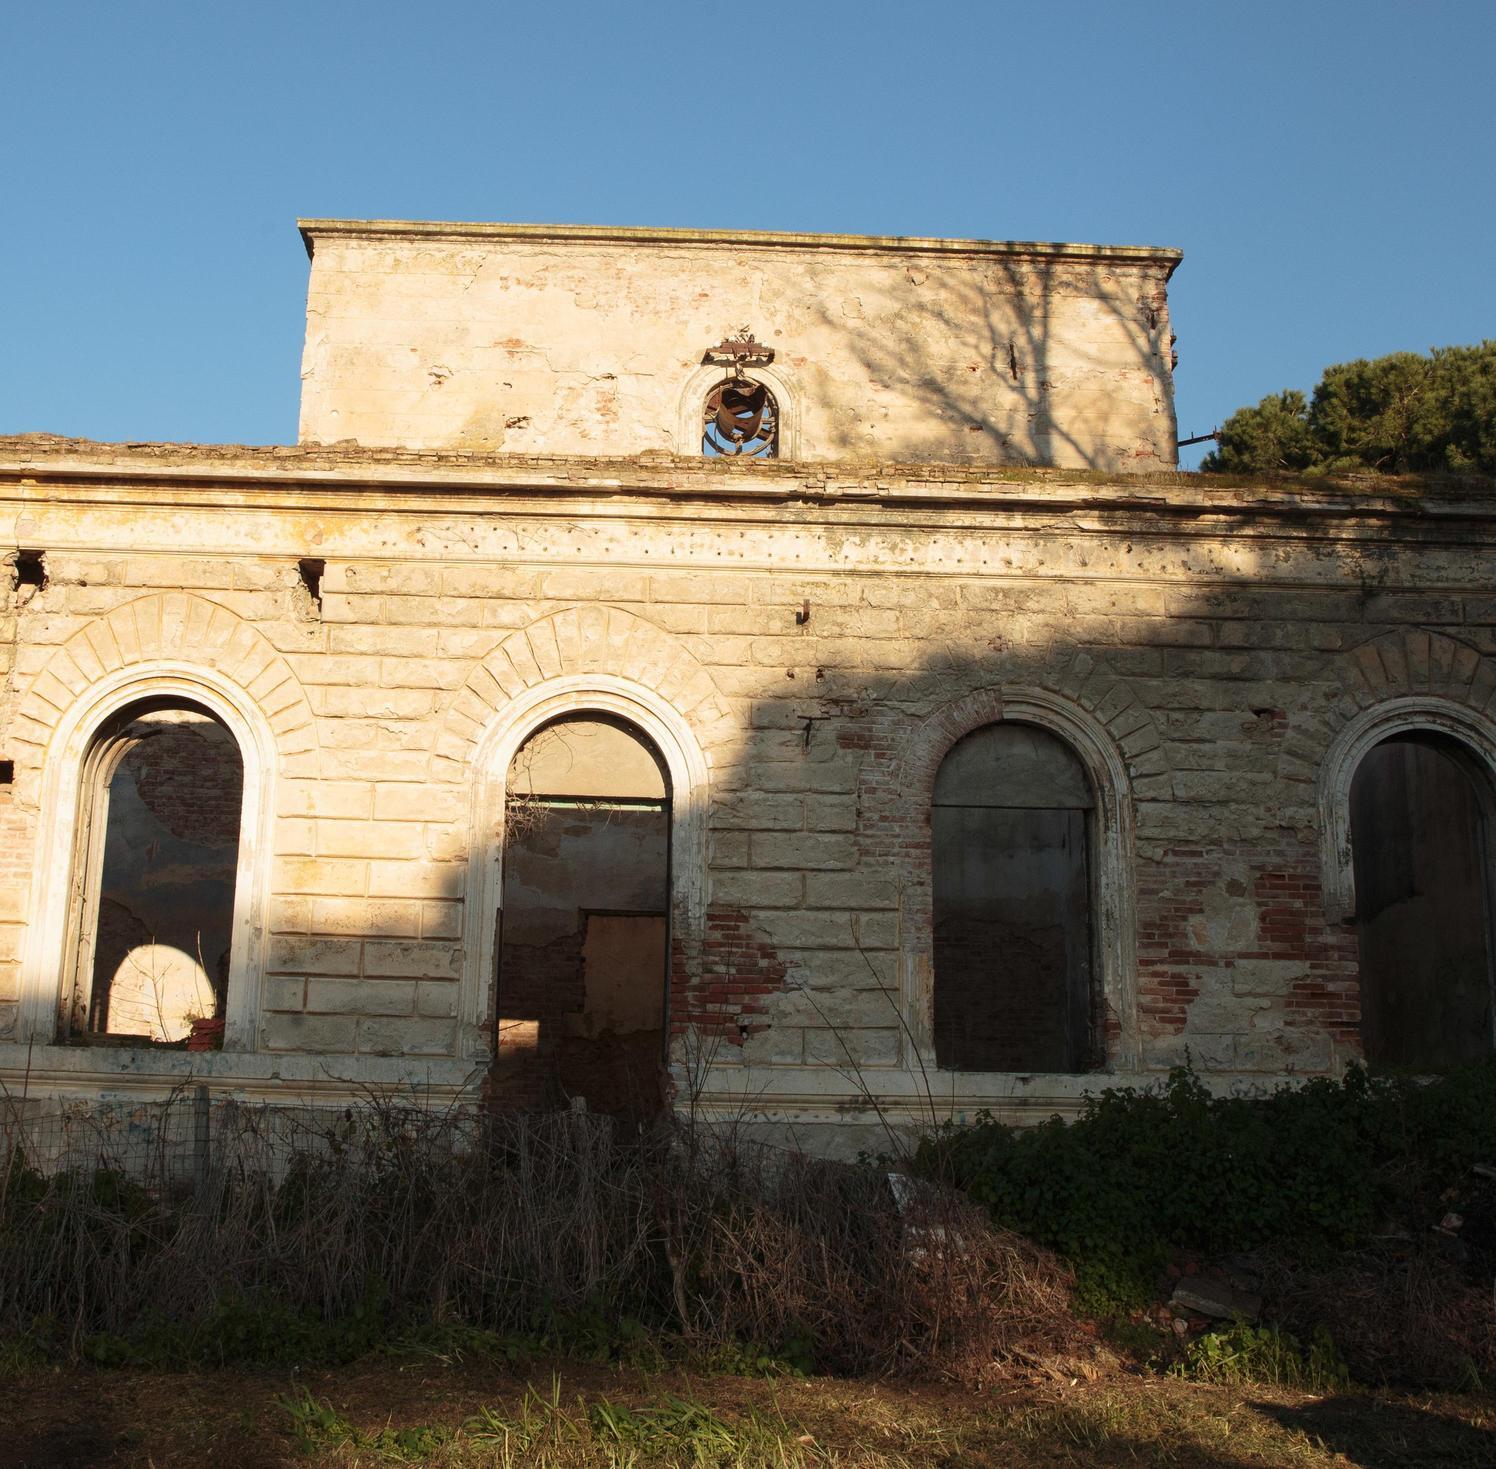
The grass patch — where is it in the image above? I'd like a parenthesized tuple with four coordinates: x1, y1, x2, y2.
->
(279, 1377, 854, 1467)
(9, 1361, 1494, 1468)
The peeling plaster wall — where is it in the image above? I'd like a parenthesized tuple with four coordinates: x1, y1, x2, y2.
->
(297, 222, 1180, 472)
(3, 438, 1496, 1140)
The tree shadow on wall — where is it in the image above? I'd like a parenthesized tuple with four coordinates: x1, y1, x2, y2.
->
(453, 505, 1494, 1111)
(802, 253, 1177, 470)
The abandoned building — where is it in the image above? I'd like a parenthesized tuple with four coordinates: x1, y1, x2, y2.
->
(2, 219, 1494, 1153)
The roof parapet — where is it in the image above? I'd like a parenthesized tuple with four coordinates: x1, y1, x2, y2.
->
(297, 217, 1183, 276)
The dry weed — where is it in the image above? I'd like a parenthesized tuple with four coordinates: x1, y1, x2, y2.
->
(1265, 1247, 1496, 1390)
(0, 1092, 1080, 1382)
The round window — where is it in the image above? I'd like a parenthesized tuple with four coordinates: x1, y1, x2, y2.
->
(703, 379, 778, 458)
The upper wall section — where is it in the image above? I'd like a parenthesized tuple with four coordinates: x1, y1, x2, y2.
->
(296, 221, 1183, 473)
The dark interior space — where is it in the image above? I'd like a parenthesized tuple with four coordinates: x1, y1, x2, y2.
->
(1351, 732, 1495, 1067)
(932, 722, 1094, 1072)
(82, 707, 243, 1043)
(495, 716, 671, 1115)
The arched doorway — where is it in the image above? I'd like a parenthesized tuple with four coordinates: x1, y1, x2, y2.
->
(1349, 731, 1496, 1066)
(494, 714, 672, 1114)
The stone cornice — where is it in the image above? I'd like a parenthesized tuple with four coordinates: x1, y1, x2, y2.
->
(2, 437, 1494, 533)
(296, 217, 1184, 274)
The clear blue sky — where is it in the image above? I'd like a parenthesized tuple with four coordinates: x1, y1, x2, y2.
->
(4, 1, 1493, 468)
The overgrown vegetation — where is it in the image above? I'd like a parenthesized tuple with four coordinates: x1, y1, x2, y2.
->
(916, 1061, 1496, 1347)
(7, 1068, 1496, 1398)
(1202, 340, 1496, 475)
(1264, 1247, 1496, 1393)
(0, 1095, 1077, 1382)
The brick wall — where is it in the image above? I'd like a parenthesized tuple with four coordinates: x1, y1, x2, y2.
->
(128, 714, 243, 848)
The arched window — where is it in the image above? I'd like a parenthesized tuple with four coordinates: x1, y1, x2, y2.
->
(65, 700, 245, 1045)
(702, 378, 778, 458)
(495, 714, 672, 1114)
(931, 722, 1096, 1072)
(1349, 731, 1496, 1066)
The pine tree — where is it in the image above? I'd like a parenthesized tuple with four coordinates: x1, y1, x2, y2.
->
(1203, 342, 1496, 475)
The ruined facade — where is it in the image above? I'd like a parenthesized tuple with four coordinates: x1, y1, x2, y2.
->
(1, 221, 1493, 1152)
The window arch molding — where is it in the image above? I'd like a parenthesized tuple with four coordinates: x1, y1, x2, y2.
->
(459, 674, 710, 1056)
(898, 687, 1139, 1071)
(674, 363, 800, 460)
(1318, 696, 1496, 925)
(17, 663, 278, 1051)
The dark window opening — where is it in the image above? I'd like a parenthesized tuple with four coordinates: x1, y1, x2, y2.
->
(297, 558, 326, 609)
(932, 723, 1096, 1072)
(68, 702, 244, 1047)
(13, 550, 45, 589)
(494, 715, 671, 1116)
(1350, 732, 1496, 1067)
(703, 379, 778, 458)
(0, 760, 13, 785)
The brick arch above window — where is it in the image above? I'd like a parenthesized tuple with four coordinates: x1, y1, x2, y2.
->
(8, 595, 315, 1053)
(429, 604, 735, 786)
(1344, 628, 1491, 706)
(434, 605, 732, 1056)
(895, 648, 1172, 801)
(1276, 629, 1495, 796)
(9, 592, 316, 785)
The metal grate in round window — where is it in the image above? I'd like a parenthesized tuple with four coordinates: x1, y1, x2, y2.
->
(703, 379, 779, 458)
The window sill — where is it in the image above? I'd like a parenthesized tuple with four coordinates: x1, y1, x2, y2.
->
(62, 1033, 197, 1050)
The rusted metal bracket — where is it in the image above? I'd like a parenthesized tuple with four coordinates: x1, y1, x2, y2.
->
(702, 326, 775, 375)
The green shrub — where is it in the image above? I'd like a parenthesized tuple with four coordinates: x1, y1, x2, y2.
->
(82, 1285, 390, 1369)
(1202, 341, 1496, 475)
(916, 1061, 1496, 1314)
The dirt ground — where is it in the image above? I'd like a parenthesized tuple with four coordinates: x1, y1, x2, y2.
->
(2, 1356, 1494, 1469)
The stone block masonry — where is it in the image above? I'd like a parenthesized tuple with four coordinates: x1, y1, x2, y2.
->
(3, 433, 1494, 1144)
